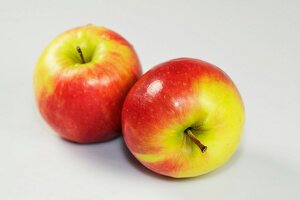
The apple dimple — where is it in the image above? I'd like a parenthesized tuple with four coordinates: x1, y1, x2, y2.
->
(183, 126, 207, 153)
(73, 43, 96, 65)
(58, 31, 98, 66)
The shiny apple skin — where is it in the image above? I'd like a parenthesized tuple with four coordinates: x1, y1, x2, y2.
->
(122, 58, 244, 178)
(34, 25, 141, 143)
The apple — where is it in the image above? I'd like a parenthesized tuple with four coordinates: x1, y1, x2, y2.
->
(34, 25, 141, 143)
(122, 58, 244, 178)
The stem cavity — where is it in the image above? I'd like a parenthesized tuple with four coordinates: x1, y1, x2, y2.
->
(76, 46, 86, 64)
(185, 129, 207, 153)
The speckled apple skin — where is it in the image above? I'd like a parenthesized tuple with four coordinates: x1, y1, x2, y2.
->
(122, 58, 244, 178)
(34, 25, 141, 143)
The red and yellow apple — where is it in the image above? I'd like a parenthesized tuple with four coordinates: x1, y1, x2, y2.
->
(122, 58, 244, 178)
(34, 25, 141, 143)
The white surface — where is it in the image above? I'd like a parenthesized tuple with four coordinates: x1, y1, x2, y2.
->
(0, 0, 299, 199)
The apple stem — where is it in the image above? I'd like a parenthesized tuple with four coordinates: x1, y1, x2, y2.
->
(185, 129, 207, 153)
(76, 46, 86, 64)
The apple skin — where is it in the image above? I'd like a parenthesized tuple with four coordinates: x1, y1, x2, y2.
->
(122, 58, 244, 178)
(34, 25, 141, 143)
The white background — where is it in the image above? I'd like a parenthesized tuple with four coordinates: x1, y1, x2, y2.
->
(0, 0, 299, 199)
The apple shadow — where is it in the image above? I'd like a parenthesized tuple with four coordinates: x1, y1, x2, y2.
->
(60, 134, 244, 182)
(60, 134, 120, 145)
(53, 133, 300, 199)
(59, 134, 138, 177)
(121, 139, 244, 182)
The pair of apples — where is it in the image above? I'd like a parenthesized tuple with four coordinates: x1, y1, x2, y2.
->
(34, 25, 245, 178)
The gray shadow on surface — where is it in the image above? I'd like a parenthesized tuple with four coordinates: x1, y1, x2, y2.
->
(60, 135, 136, 177)
(60, 134, 244, 181)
